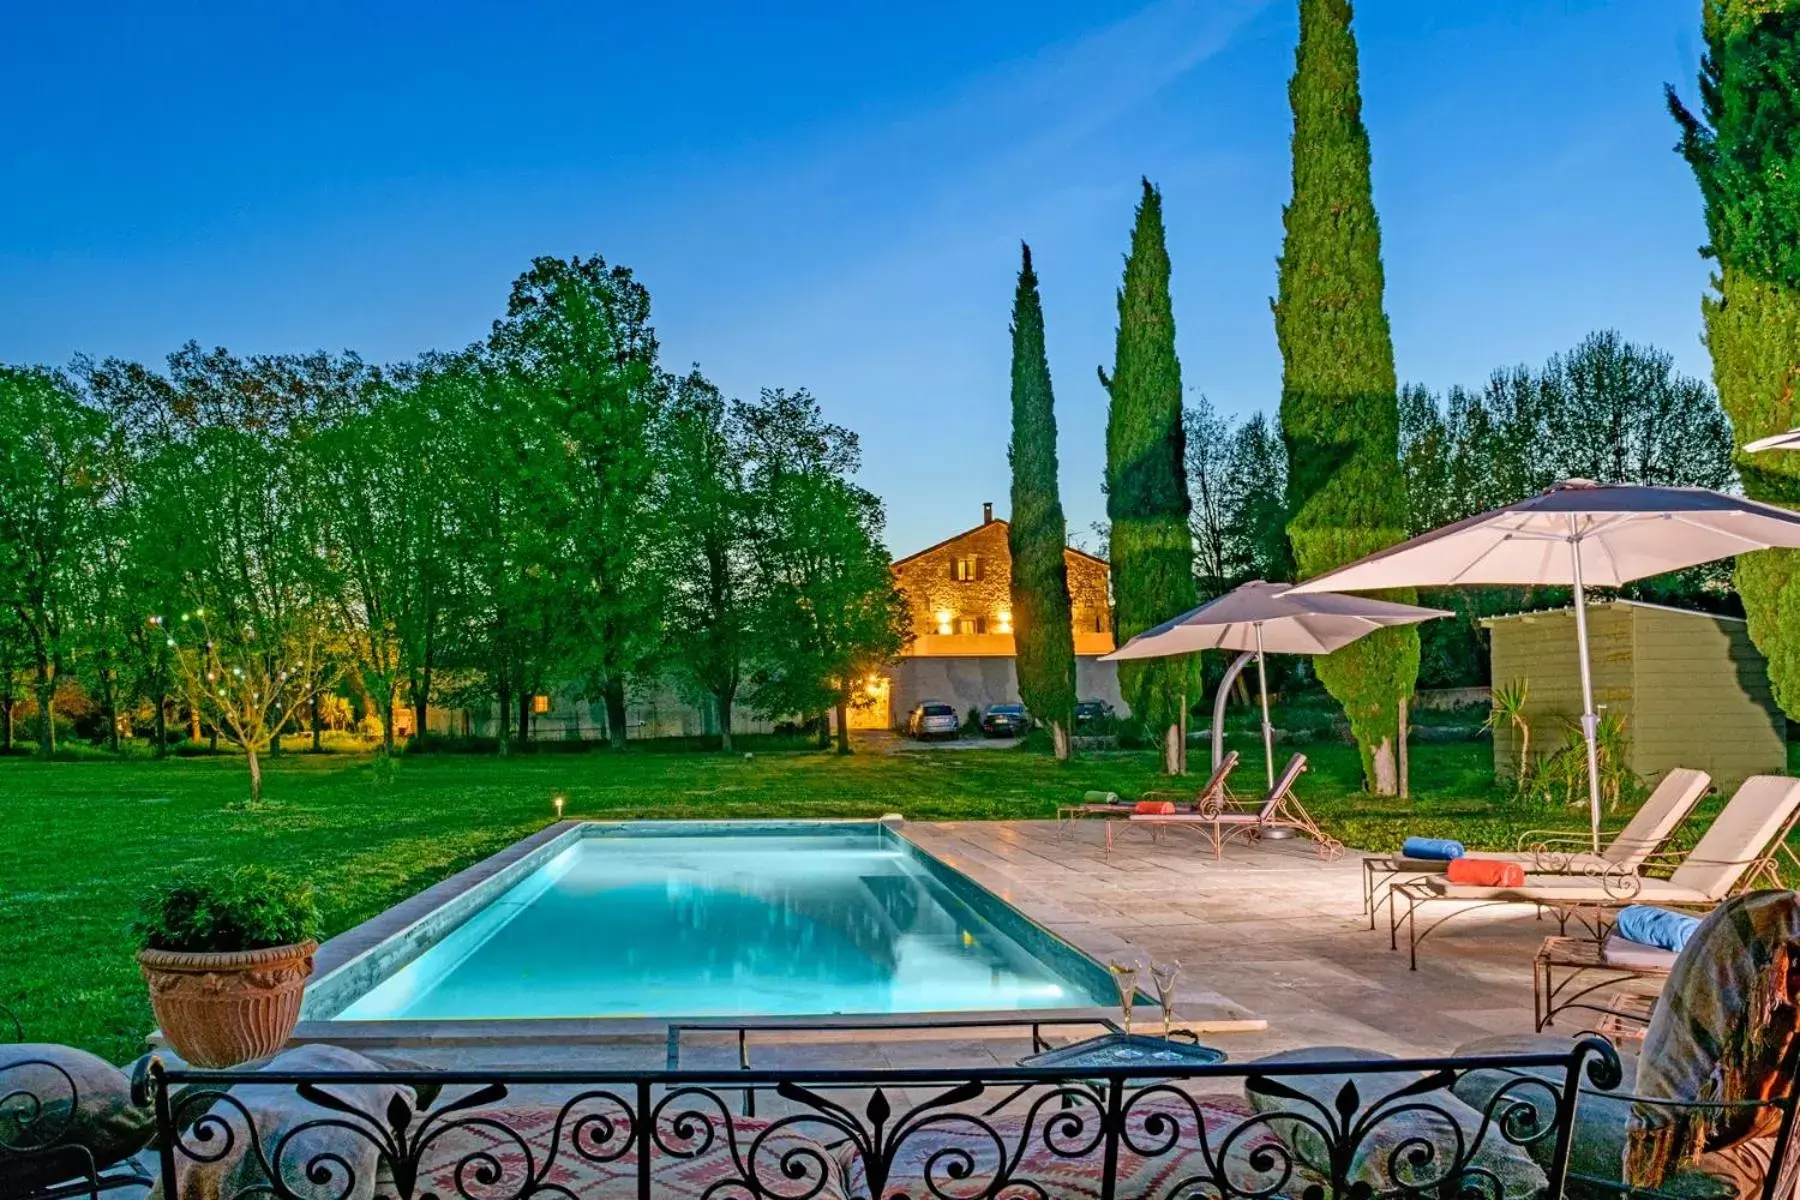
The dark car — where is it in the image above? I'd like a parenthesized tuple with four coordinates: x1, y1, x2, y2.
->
(980, 703, 1029, 738)
(1073, 699, 1116, 730)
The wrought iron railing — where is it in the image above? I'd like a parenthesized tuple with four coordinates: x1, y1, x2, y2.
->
(116, 1038, 1636, 1200)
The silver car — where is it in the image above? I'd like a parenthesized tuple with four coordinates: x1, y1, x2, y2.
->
(907, 702, 961, 740)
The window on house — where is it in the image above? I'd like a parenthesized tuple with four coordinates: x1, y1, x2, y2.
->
(955, 616, 987, 635)
(951, 555, 982, 582)
(532, 694, 552, 714)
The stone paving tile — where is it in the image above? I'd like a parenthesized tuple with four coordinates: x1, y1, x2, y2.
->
(901, 820, 1558, 1057)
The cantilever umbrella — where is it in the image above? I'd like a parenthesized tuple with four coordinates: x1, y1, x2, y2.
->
(1286, 479, 1800, 851)
(1102, 581, 1450, 788)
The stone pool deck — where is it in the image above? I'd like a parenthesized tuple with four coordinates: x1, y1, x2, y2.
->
(370, 819, 1563, 1074)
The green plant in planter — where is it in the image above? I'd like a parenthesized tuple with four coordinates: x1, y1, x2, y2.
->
(134, 867, 322, 954)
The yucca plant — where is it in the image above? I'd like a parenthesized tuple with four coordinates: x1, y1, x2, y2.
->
(1484, 679, 1533, 793)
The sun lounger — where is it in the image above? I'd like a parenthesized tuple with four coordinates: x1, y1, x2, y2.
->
(1392, 774, 1800, 969)
(1361, 766, 1712, 928)
(1129, 753, 1341, 860)
(1055, 751, 1239, 851)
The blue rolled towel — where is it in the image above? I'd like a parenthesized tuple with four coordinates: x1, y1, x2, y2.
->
(1401, 836, 1466, 861)
(1615, 905, 1701, 954)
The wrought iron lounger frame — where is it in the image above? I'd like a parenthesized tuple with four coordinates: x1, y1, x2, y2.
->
(1390, 826, 1800, 971)
(1360, 768, 1713, 931)
(1129, 754, 1344, 862)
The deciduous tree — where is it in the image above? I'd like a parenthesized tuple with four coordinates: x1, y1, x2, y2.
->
(658, 369, 755, 750)
(492, 255, 664, 749)
(0, 367, 108, 756)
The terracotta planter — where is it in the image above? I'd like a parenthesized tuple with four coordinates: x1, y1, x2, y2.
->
(137, 940, 317, 1068)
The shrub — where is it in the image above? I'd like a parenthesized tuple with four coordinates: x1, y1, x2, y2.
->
(133, 867, 322, 954)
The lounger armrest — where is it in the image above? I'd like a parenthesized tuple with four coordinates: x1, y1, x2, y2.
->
(1513, 827, 1593, 852)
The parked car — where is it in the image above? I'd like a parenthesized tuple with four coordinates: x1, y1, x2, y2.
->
(1073, 699, 1116, 731)
(980, 703, 1029, 738)
(906, 702, 962, 740)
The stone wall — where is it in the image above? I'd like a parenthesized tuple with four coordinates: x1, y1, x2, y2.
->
(890, 655, 1128, 727)
(893, 518, 1113, 655)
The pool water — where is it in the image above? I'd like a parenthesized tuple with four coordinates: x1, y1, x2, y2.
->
(333, 825, 1115, 1021)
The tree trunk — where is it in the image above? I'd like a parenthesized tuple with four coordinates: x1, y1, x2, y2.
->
(517, 690, 532, 751)
(496, 678, 512, 755)
(311, 692, 323, 752)
(834, 698, 851, 755)
(1050, 720, 1071, 761)
(245, 744, 263, 807)
(1369, 737, 1399, 796)
(101, 667, 120, 753)
(413, 664, 431, 746)
(1161, 723, 1182, 776)
(716, 690, 734, 753)
(1397, 698, 1410, 800)
(605, 678, 628, 750)
(189, 704, 201, 742)
(382, 686, 397, 754)
(816, 711, 832, 750)
(153, 693, 168, 758)
(33, 669, 54, 757)
(2, 692, 13, 752)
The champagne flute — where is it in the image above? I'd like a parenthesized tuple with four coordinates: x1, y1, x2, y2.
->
(1108, 959, 1141, 1035)
(1149, 959, 1181, 1040)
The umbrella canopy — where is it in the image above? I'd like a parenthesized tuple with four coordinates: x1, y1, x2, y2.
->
(1283, 480, 1800, 593)
(1286, 480, 1800, 849)
(1104, 580, 1450, 659)
(1744, 429, 1800, 453)
(1103, 581, 1449, 785)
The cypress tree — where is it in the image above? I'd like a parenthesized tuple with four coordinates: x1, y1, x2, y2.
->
(1274, 0, 1417, 794)
(1103, 180, 1199, 774)
(1007, 243, 1078, 760)
(1669, 1, 1800, 713)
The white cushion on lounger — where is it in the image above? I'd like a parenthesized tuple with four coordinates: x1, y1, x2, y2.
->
(1599, 933, 1680, 972)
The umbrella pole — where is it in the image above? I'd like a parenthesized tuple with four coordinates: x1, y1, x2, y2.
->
(1255, 623, 1274, 790)
(1213, 651, 1255, 774)
(1568, 530, 1603, 853)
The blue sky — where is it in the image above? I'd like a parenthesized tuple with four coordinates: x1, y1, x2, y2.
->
(1, 0, 1711, 554)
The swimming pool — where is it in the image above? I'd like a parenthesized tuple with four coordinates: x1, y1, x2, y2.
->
(307, 821, 1118, 1024)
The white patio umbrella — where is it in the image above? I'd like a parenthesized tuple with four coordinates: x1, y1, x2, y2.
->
(1286, 479, 1800, 850)
(1744, 429, 1800, 453)
(1102, 581, 1449, 787)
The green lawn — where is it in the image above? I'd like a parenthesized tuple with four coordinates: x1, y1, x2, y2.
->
(0, 736, 1608, 1061)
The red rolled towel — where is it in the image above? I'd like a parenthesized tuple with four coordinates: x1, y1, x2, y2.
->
(1134, 800, 1177, 815)
(1445, 857, 1526, 887)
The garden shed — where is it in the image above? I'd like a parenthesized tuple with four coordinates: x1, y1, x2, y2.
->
(1481, 599, 1785, 792)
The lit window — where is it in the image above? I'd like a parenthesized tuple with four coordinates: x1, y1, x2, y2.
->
(955, 616, 987, 636)
(952, 556, 981, 582)
(532, 695, 552, 714)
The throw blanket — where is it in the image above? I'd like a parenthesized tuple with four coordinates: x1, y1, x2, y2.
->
(1615, 905, 1702, 954)
(1627, 890, 1800, 1191)
(1445, 857, 1524, 887)
(1135, 800, 1177, 815)
(1402, 836, 1465, 861)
